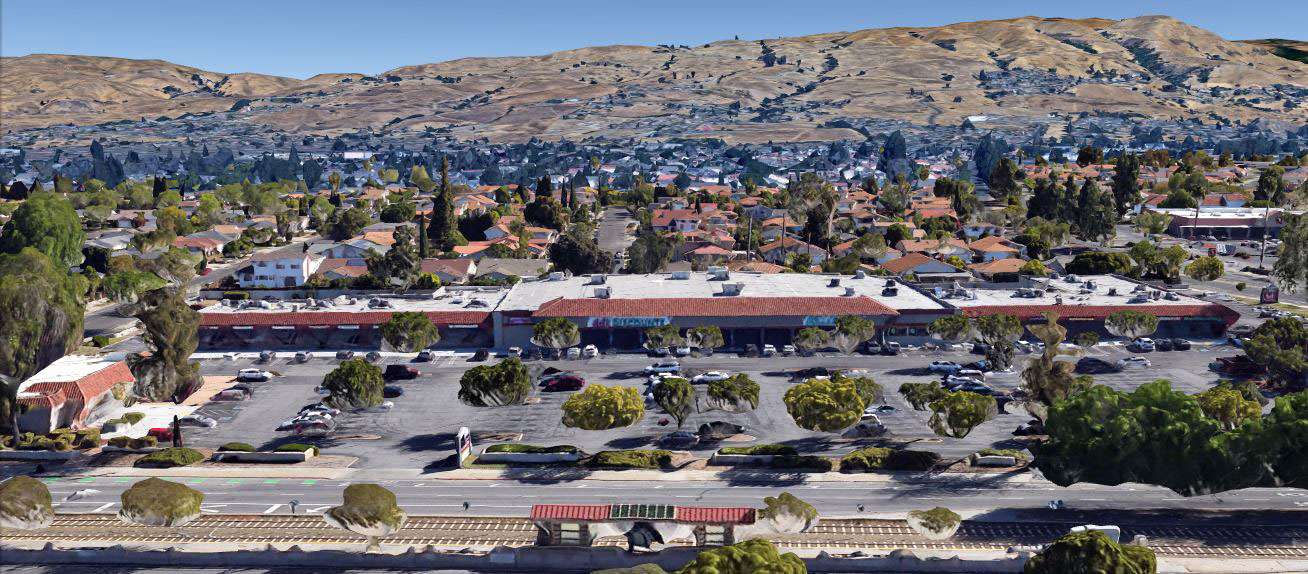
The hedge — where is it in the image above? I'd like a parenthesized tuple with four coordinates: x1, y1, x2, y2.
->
(484, 444, 579, 454)
(218, 442, 257, 452)
(106, 412, 146, 426)
(2, 428, 100, 450)
(769, 455, 833, 472)
(91, 335, 113, 347)
(977, 448, 1030, 463)
(107, 436, 158, 449)
(273, 443, 319, 455)
(135, 447, 205, 468)
(840, 448, 940, 472)
(718, 444, 797, 456)
(222, 291, 251, 300)
(587, 450, 672, 469)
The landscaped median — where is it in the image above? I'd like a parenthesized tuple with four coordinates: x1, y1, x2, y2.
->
(211, 443, 320, 463)
(476, 444, 582, 464)
(710, 444, 833, 472)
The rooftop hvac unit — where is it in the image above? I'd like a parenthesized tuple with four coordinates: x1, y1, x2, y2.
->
(671, 271, 690, 280)
(853, 270, 866, 279)
(829, 277, 841, 288)
(844, 287, 856, 296)
(707, 267, 730, 281)
(720, 282, 744, 296)
(548, 272, 566, 281)
(595, 287, 611, 299)
(882, 286, 899, 296)
(590, 274, 607, 285)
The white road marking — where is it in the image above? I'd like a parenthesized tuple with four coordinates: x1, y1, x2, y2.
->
(92, 503, 115, 513)
(263, 504, 284, 514)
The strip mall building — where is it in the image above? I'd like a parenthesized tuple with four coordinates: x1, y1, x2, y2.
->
(196, 271, 1239, 351)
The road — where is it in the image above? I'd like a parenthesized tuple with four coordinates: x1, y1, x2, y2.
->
(596, 206, 636, 267)
(35, 473, 1308, 518)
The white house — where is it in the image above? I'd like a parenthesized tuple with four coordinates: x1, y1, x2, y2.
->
(237, 248, 324, 288)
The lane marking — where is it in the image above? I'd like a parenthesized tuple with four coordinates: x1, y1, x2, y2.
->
(263, 504, 284, 514)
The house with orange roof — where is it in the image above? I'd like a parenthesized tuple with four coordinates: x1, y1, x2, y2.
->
(758, 237, 827, 265)
(879, 252, 962, 276)
(17, 355, 136, 432)
(968, 236, 1026, 262)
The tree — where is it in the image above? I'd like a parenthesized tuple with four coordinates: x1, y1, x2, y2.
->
(1274, 213, 1308, 297)
(0, 249, 86, 390)
(705, 374, 760, 412)
(103, 270, 167, 303)
(644, 325, 683, 350)
(1076, 146, 1104, 167)
(524, 195, 567, 230)
(1019, 259, 1050, 276)
(1195, 386, 1261, 430)
(531, 317, 580, 355)
(793, 327, 830, 354)
(1020, 313, 1088, 423)
(748, 492, 820, 537)
(1065, 251, 1134, 275)
(1111, 153, 1143, 216)
(1104, 310, 1158, 340)
(379, 312, 439, 352)
(0, 475, 54, 531)
(428, 160, 461, 250)
(327, 206, 371, 240)
(906, 507, 961, 540)
(128, 288, 200, 402)
(118, 478, 203, 527)
(1024, 530, 1156, 574)
(561, 384, 644, 430)
(928, 391, 997, 438)
(686, 326, 724, 354)
(973, 314, 1023, 370)
(324, 483, 407, 553)
(0, 193, 85, 267)
(322, 358, 384, 409)
(148, 247, 199, 285)
(928, 315, 974, 344)
(457, 358, 532, 407)
(677, 539, 806, 574)
(653, 377, 694, 427)
(987, 157, 1021, 201)
(379, 200, 415, 224)
(625, 228, 678, 273)
(831, 316, 877, 354)
(783, 377, 865, 432)
(365, 226, 420, 289)
(1256, 165, 1286, 204)
(1186, 256, 1224, 281)
(899, 382, 948, 410)
(1075, 179, 1117, 242)
(1134, 211, 1172, 237)
(1242, 317, 1307, 391)
(548, 231, 612, 275)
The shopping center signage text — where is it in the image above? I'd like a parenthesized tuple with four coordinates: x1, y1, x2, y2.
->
(587, 316, 671, 328)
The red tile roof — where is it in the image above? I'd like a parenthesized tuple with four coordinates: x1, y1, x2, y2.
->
(533, 296, 897, 319)
(675, 506, 756, 525)
(200, 311, 491, 328)
(531, 504, 610, 521)
(960, 303, 1239, 325)
(24, 361, 135, 425)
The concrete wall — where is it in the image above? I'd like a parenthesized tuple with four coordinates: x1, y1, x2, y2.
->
(477, 449, 582, 464)
(210, 451, 313, 463)
(709, 452, 778, 466)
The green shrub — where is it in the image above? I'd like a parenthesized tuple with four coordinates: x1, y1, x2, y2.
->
(122, 412, 145, 425)
(130, 437, 158, 449)
(718, 444, 797, 456)
(274, 443, 319, 455)
(484, 443, 579, 454)
(1236, 282, 1246, 291)
(587, 450, 672, 469)
(135, 447, 204, 468)
(1073, 332, 1100, 347)
(108, 436, 132, 448)
(218, 442, 256, 452)
(770, 455, 833, 472)
(222, 291, 250, 300)
(840, 447, 892, 472)
(91, 335, 112, 347)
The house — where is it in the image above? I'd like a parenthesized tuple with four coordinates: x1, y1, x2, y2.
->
(172, 235, 224, 257)
(897, 238, 971, 259)
(84, 230, 136, 252)
(236, 248, 324, 288)
(968, 236, 1027, 262)
(962, 223, 1004, 239)
(108, 209, 155, 229)
(420, 258, 477, 284)
(16, 356, 135, 432)
(475, 258, 551, 282)
(968, 257, 1028, 281)
(726, 260, 788, 273)
(880, 253, 961, 276)
(758, 237, 828, 265)
(316, 258, 369, 281)
(687, 244, 733, 266)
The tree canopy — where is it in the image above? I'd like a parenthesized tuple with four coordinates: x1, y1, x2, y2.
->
(706, 374, 760, 413)
(0, 249, 85, 382)
(379, 311, 440, 352)
(458, 358, 532, 407)
(532, 317, 580, 351)
(652, 377, 695, 427)
(1104, 310, 1158, 340)
(324, 483, 407, 553)
(973, 314, 1023, 370)
(0, 193, 85, 267)
(928, 391, 998, 438)
(128, 287, 200, 402)
(1024, 530, 1156, 574)
(561, 384, 644, 430)
(322, 359, 384, 409)
(783, 377, 865, 432)
(677, 539, 806, 574)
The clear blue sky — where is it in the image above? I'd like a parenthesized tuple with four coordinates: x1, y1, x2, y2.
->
(3, 0, 1304, 78)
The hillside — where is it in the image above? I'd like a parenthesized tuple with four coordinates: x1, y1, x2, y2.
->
(3, 15, 1305, 144)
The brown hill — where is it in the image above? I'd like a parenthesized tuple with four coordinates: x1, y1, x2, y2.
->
(3, 16, 1305, 143)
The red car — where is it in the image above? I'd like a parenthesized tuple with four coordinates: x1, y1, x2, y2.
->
(542, 375, 585, 392)
(147, 427, 173, 441)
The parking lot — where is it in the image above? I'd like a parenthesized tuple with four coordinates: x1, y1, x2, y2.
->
(180, 340, 1239, 470)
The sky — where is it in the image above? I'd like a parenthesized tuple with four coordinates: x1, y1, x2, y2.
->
(3, 0, 1305, 78)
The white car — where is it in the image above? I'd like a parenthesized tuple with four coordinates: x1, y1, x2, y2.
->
(762, 344, 778, 356)
(178, 414, 217, 428)
(928, 361, 962, 374)
(782, 344, 797, 356)
(691, 371, 731, 384)
(1127, 338, 1156, 353)
(644, 361, 681, 374)
(236, 368, 273, 382)
(565, 347, 581, 360)
(673, 346, 693, 357)
(582, 345, 599, 358)
(1117, 356, 1151, 369)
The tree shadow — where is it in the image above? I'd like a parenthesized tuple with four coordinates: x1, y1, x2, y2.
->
(399, 432, 456, 453)
(421, 453, 459, 474)
(606, 435, 656, 449)
(497, 465, 595, 484)
(256, 435, 344, 452)
(605, 371, 645, 380)
(713, 468, 812, 487)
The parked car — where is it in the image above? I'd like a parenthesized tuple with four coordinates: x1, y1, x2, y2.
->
(673, 346, 692, 357)
(294, 351, 311, 363)
(659, 431, 700, 448)
(471, 348, 490, 361)
(647, 347, 670, 357)
(236, 368, 273, 382)
(1154, 338, 1174, 352)
(762, 344, 778, 357)
(383, 365, 419, 381)
(790, 367, 831, 381)
(644, 361, 681, 374)
(1127, 338, 1156, 353)
(383, 385, 405, 398)
(505, 347, 521, 358)
(416, 350, 435, 362)
(697, 421, 745, 439)
(691, 371, 731, 384)
(300, 404, 339, 417)
(147, 427, 174, 442)
(1117, 356, 1152, 369)
(1013, 420, 1046, 436)
(955, 382, 996, 395)
(928, 361, 962, 374)
(869, 404, 897, 414)
(782, 344, 797, 356)
(178, 414, 217, 428)
(335, 350, 355, 360)
(741, 344, 759, 357)
(542, 375, 586, 392)
(971, 342, 992, 355)
(1075, 357, 1120, 374)
(582, 345, 599, 358)
(1170, 338, 1192, 351)
(881, 342, 901, 355)
(365, 351, 382, 362)
(259, 350, 276, 363)
(954, 369, 984, 380)
(863, 342, 882, 355)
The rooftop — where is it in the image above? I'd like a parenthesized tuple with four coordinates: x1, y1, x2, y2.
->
(21, 354, 130, 386)
(938, 274, 1239, 323)
(198, 288, 510, 322)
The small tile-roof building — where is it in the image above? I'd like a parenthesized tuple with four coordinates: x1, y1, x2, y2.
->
(17, 355, 134, 432)
(531, 503, 755, 547)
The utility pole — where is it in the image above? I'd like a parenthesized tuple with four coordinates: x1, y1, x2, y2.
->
(1258, 202, 1271, 269)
